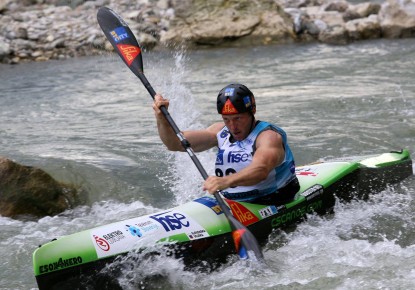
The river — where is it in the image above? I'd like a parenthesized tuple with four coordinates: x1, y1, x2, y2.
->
(0, 38, 414, 289)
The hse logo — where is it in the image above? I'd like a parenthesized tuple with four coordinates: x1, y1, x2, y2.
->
(117, 44, 141, 66)
(228, 151, 250, 163)
(110, 26, 129, 43)
(149, 211, 190, 232)
(216, 150, 250, 165)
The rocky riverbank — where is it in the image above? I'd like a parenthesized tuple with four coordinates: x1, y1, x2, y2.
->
(0, 0, 414, 63)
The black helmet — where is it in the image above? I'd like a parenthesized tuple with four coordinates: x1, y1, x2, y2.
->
(217, 83, 256, 115)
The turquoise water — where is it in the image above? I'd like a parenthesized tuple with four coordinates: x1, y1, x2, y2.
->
(0, 38, 414, 289)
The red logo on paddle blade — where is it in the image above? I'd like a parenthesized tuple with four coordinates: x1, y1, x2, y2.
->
(117, 44, 141, 66)
(232, 228, 246, 252)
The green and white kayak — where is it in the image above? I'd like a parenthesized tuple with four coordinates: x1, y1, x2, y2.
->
(33, 149, 413, 289)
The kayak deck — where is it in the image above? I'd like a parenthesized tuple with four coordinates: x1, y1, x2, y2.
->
(33, 149, 413, 289)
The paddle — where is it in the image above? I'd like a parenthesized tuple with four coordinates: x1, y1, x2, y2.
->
(97, 7, 264, 262)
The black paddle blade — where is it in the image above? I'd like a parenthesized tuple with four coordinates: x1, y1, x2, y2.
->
(97, 7, 144, 77)
(228, 215, 264, 262)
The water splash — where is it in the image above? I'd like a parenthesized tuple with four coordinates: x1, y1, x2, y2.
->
(107, 244, 272, 289)
(263, 183, 415, 289)
(149, 50, 216, 205)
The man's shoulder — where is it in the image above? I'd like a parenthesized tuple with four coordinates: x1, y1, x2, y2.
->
(207, 122, 225, 134)
(256, 127, 283, 147)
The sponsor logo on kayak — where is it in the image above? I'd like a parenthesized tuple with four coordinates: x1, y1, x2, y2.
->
(126, 225, 142, 237)
(258, 206, 278, 218)
(301, 184, 324, 200)
(94, 230, 126, 252)
(39, 256, 83, 274)
(125, 220, 159, 238)
(188, 229, 208, 240)
(135, 220, 159, 233)
(117, 44, 141, 66)
(194, 196, 222, 215)
(93, 235, 110, 251)
(149, 211, 190, 232)
(103, 230, 126, 244)
(296, 167, 317, 176)
(110, 26, 129, 43)
(227, 200, 259, 226)
(271, 200, 323, 227)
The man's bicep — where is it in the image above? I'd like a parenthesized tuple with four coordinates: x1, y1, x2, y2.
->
(254, 131, 285, 168)
(183, 123, 222, 152)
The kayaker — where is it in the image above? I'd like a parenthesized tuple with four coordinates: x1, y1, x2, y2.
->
(152, 83, 299, 205)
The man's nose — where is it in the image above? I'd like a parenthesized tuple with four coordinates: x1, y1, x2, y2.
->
(228, 120, 236, 129)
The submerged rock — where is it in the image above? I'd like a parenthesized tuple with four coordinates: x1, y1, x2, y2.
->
(0, 157, 83, 219)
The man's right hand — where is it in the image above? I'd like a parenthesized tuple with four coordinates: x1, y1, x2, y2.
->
(152, 94, 170, 116)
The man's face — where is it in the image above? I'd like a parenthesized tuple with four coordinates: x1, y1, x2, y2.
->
(221, 112, 253, 141)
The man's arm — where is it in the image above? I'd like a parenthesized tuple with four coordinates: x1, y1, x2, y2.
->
(203, 130, 285, 193)
(153, 94, 222, 152)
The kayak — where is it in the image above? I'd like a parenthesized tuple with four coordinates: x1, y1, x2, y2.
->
(33, 149, 413, 289)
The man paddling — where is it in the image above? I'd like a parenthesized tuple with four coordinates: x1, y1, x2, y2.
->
(153, 83, 299, 205)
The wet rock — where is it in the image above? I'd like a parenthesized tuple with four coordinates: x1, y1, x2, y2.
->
(346, 14, 381, 41)
(0, 36, 10, 60)
(161, 0, 295, 47)
(0, 157, 83, 219)
(348, 2, 381, 19)
(318, 24, 349, 44)
(379, 0, 415, 38)
(324, 0, 349, 13)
